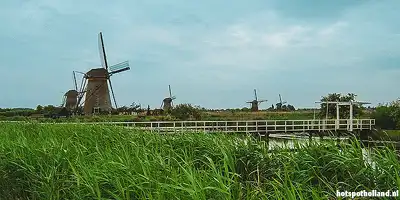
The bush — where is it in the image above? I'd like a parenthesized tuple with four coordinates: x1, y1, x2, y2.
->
(171, 104, 202, 120)
(371, 101, 400, 129)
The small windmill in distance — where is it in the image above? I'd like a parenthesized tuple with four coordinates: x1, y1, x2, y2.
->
(62, 71, 82, 113)
(161, 85, 176, 112)
(276, 94, 287, 110)
(246, 89, 267, 112)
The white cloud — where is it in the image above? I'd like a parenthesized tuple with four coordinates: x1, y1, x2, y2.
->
(318, 21, 348, 37)
(262, 25, 312, 48)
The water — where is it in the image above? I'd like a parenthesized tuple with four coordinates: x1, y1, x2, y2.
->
(264, 134, 385, 170)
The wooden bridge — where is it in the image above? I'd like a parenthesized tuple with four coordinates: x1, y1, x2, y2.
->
(74, 119, 375, 134)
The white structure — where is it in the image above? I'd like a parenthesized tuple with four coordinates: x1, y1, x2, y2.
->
(315, 100, 370, 131)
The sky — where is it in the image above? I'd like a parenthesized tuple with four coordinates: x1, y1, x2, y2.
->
(0, 0, 399, 109)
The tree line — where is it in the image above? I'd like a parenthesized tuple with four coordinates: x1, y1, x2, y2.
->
(1, 93, 400, 130)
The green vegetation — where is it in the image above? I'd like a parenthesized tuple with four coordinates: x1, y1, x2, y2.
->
(386, 130, 400, 136)
(0, 107, 316, 123)
(371, 101, 400, 130)
(318, 93, 365, 119)
(0, 122, 399, 199)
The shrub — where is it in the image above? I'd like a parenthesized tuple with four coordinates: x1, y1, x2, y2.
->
(371, 101, 400, 129)
(171, 104, 202, 120)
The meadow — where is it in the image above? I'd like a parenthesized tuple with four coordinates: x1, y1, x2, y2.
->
(0, 122, 399, 199)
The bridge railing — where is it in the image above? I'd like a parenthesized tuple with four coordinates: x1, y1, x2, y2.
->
(1, 119, 375, 133)
(90, 119, 375, 133)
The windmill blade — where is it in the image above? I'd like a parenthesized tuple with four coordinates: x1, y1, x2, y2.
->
(108, 78, 118, 109)
(98, 32, 109, 70)
(73, 72, 78, 91)
(76, 76, 87, 105)
(258, 100, 268, 104)
(73, 71, 86, 92)
(75, 79, 88, 113)
(254, 89, 258, 101)
(109, 61, 130, 75)
(61, 96, 66, 107)
(279, 94, 282, 104)
(160, 101, 164, 109)
(169, 85, 172, 98)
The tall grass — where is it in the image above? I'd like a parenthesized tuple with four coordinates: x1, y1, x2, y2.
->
(0, 122, 398, 199)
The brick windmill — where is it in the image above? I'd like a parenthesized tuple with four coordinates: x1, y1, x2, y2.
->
(75, 32, 130, 115)
(61, 71, 81, 111)
(161, 85, 176, 112)
(246, 89, 267, 111)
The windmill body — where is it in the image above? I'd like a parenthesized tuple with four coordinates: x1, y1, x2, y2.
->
(83, 68, 112, 114)
(250, 100, 259, 111)
(63, 90, 79, 110)
(162, 97, 173, 111)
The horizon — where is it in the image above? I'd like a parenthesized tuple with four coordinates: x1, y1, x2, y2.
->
(1, 0, 399, 109)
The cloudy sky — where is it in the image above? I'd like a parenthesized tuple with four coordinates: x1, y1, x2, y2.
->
(0, 0, 399, 109)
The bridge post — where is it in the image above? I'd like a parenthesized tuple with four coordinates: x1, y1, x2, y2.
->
(349, 103, 353, 132)
(336, 104, 340, 130)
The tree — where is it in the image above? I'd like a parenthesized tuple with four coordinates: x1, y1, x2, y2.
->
(318, 93, 362, 119)
(287, 104, 296, 111)
(36, 105, 43, 114)
(371, 100, 400, 129)
(171, 104, 201, 120)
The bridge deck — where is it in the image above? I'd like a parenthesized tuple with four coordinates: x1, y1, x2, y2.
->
(86, 119, 375, 134)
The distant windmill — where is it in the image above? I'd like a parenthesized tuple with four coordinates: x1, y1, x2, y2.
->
(161, 85, 176, 111)
(75, 32, 130, 115)
(246, 89, 267, 111)
(62, 71, 82, 112)
(276, 94, 287, 110)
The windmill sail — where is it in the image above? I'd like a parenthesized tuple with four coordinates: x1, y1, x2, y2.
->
(98, 32, 108, 69)
(109, 61, 130, 74)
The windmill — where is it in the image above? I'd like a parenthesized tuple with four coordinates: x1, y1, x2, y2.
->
(161, 85, 176, 111)
(62, 71, 81, 112)
(75, 32, 130, 115)
(246, 89, 267, 111)
(276, 94, 287, 110)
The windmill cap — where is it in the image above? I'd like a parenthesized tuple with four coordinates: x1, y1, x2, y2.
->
(65, 90, 79, 96)
(86, 68, 108, 78)
(163, 98, 173, 102)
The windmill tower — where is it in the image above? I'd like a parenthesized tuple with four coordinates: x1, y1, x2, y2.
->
(75, 32, 130, 115)
(161, 85, 176, 111)
(246, 89, 267, 111)
(62, 71, 80, 111)
(276, 94, 287, 110)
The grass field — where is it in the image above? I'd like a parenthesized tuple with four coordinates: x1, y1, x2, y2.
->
(0, 122, 399, 199)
